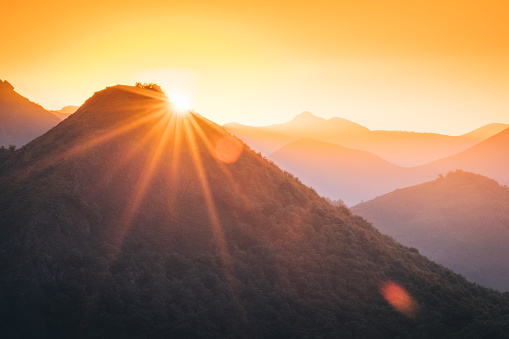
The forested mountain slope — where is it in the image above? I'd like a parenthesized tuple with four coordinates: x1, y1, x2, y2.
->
(352, 171, 509, 291)
(1, 86, 509, 338)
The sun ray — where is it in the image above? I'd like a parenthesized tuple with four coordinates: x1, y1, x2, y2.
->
(107, 107, 178, 262)
(90, 103, 178, 191)
(9, 92, 170, 184)
(12, 85, 247, 311)
(167, 114, 187, 215)
(83, 106, 173, 195)
(186, 114, 252, 208)
(181, 116, 244, 313)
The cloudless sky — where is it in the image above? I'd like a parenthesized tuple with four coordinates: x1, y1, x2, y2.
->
(1, 0, 508, 135)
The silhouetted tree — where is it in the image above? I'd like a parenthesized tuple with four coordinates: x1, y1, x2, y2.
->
(135, 82, 164, 93)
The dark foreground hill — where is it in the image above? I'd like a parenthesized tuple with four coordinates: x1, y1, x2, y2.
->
(0, 79, 61, 147)
(352, 171, 509, 292)
(1, 85, 509, 338)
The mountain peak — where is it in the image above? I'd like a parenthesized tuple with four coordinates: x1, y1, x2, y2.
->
(2, 84, 509, 336)
(0, 79, 60, 147)
(69, 85, 171, 128)
(58, 105, 80, 114)
(294, 110, 316, 118)
(291, 111, 323, 122)
(352, 170, 509, 291)
(0, 79, 14, 91)
(461, 123, 509, 140)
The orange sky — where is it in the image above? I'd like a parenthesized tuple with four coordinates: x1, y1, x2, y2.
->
(2, 0, 509, 134)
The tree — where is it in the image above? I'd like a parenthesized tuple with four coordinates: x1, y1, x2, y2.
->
(135, 82, 164, 93)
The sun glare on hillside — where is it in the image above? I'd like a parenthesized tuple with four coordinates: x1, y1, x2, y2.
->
(380, 281, 419, 317)
(168, 92, 192, 111)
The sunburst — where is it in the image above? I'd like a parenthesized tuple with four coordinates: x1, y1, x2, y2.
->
(168, 92, 193, 111)
(15, 85, 246, 309)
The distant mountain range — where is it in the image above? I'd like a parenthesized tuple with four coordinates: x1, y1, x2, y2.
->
(225, 112, 509, 205)
(269, 138, 418, 205)
(0, 79, 61, 147)
(3, 85, 509, 337)
(267, 124, 509, 205)
(352, 171, 509, 292)
(224, 111, 508, 167)
(49, 105, 79, 120)
(420, 128, 509, 187)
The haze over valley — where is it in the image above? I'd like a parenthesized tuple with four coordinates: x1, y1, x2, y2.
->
(225, 112, 509, 206)
(2, 84, 509, 337)
(3, 0, 509, 337)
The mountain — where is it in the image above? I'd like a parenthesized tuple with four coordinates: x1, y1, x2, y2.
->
(420, 127, 509, 186)
(0, 79, 61, 147)
(262, 120, 509, 206)
(460, 123, 509, 140)
(2, 85, 509, 337)
(351, 170, 509, 292)
(268, 138, 422, 206)
(50, 105, 80, 120)
(223, 111, 369, 159)
(283, 111, 370, 135)
(225, 113, 501, 166)
(357, 130, 473, 167)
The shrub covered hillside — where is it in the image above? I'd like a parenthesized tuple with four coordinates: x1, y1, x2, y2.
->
(352, 170, 509, 292)
(1, 85, 509, 338)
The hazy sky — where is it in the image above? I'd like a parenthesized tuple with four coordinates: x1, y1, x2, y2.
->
(2, 0, 508, 134)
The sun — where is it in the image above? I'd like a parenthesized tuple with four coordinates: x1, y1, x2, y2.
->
(168, 92, 192, 111)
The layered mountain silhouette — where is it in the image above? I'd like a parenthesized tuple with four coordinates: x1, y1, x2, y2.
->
(2, 85, 509, 337)
(0, 79, 61, 147)
(420, 127, 509, 186)
(224, 112, 506, 167)
(269, 138, 421, 206)
(352, 171, 509, 292)
(50, 105, 79, 120)
(250, 120, 509, 205)
(460, 123, 509, 140)
(224, 111, 368, 159)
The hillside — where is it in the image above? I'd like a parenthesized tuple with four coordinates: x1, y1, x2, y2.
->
(224, 112, 497, 166)
(0, 79, 61, 147)
(263, 124, 509, 207)
(223, 111, 369, 158)
(460, 123, 509, 140)
(352, 171, 509, 292)
(419, 128, 509, 186)
(1, 86, 509, 337)
(268, 138, 422, 206)
(50, 105, 79, 120)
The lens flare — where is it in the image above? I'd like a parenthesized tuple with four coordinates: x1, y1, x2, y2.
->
(380, 281, 419, 317)
(214, 136, 243, 163)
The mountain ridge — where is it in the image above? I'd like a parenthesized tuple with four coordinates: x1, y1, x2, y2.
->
(460, 123, 509, 140)
(268, 137, 417, 205)
(420, 127, 509, 186)
(2, 85, 509, 337)
(0, 79, 61, 147)
(351, 170, 509, 291)
(224, 112, 499, 166)
(50, 105, 80, 120)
